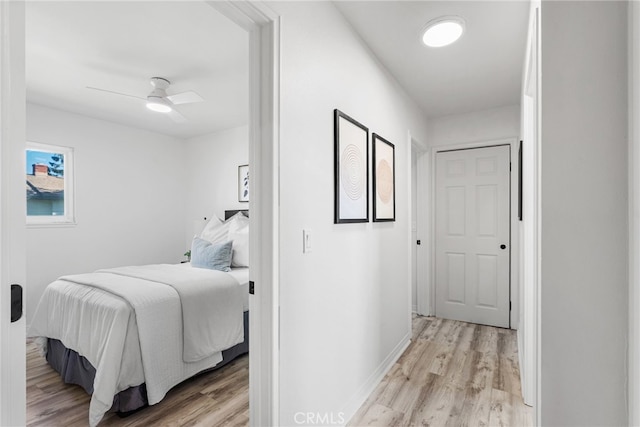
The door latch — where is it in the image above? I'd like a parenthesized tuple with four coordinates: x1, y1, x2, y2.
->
(11, 284, 22, 323)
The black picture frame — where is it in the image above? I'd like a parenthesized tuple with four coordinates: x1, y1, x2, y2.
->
(372, 133, 395, 222)
(518, 140, 523, 221)
(238, 164, 249, 202)
(334, 109, 369, 223)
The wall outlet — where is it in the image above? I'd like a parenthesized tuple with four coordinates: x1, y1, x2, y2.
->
(303, 229, 312, 253)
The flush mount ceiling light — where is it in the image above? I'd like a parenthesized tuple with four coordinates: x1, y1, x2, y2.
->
(146, 96, 173, 113)
(421, 16, 465, 48)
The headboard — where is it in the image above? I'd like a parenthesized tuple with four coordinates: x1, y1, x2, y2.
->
(225, 210, 249, 220)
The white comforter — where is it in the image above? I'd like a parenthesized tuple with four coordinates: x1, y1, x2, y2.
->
(28, 264, 244, 427)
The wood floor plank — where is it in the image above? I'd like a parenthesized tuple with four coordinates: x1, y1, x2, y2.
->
(26, 340, 249, 427)
(350, 403, 406, 427)
(488, 388, 531, 427)
(348, 315, 532, 427)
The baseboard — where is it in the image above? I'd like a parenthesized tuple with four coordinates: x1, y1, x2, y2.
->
(341, 331, 411, 425)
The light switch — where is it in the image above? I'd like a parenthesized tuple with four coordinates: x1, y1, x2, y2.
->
(303, 229, 312, 253)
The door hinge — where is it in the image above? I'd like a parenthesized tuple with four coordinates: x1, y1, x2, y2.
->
(509, 301, 512, 311)
(249, 281, 255, 295)
(510, 162, 512, 171)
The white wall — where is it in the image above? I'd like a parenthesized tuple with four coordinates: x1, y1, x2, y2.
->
(541, 2, 628, 425)
(26, 103, 187, 324)
(427, 104, 520, 147)
(183, 125, 248, 248)
(270, 1, 429, 424)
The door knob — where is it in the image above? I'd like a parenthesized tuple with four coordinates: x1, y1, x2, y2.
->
(500, 244, 506, 250)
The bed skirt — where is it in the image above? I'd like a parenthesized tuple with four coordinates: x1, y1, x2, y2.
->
(45, 310, 250, 415)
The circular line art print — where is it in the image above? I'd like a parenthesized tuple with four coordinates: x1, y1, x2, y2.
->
(340, 143, 365, 201)
(376, 159, 393, 204)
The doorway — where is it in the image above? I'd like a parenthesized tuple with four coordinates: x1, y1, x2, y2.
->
(434, 145, 511, 328)
(0, 1, 279, 425)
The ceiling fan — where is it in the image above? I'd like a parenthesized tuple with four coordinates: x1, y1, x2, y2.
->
(86, 77, 204, 123)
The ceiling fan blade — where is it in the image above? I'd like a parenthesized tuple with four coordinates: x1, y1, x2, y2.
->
(166, 90, 204, 105)
(168, 108, 187, 123)
(86, 86, 146, 101)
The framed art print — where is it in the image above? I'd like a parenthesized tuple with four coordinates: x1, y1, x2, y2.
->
(372, 133, 395, 222)
(334, 109, 369, 223)
(238, 164, 249, 202)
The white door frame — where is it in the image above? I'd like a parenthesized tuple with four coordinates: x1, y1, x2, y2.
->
(520, 2, 541, 421)
(0, 1, 281, 425)
(412, 135, 430, 317)
(428, 138, 520, 329)
(207, 2, 281, 425)
(0, 1, 27, 425)
(628, 1, 640, 425)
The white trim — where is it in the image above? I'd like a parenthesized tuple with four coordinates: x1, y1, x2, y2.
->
(207, 2, 280, 426)
(415, 146, 430, 316)
(0, 0, 26, 425)
(429, 138, 519, 327)
(407, 131, 413, 329)
(629, 2, 640, 425)
(518, 1, 540, 413)
(534, 5, 542, 425)
(343, 332, 411, 424)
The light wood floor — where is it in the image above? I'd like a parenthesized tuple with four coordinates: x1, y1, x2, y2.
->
(27, 316, 531, 426)
(26, 340, 249, 426)
(348, 315, 533, 426)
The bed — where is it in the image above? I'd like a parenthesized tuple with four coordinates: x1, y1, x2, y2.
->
(27, 210, 250, 426)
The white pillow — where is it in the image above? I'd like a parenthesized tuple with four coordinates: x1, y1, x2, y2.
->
(230, 229, 249, 267)
(228, 212, 249, 233)
(200, 216, 230, 244)
(201, 213, 249, 266)
(227, 214, 249, 267)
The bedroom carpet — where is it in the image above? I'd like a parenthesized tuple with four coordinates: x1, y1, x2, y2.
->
(26, 340, 249, 426)
(348, 315, 533, 426)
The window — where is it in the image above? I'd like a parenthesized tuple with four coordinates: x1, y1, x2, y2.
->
(26, 142, 75, 226)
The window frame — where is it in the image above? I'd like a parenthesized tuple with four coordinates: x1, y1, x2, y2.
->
(26, 141, 76, 227)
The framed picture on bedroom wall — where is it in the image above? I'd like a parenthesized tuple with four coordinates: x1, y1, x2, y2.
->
(334, 109, 369, 223)
(238, 164, 249, 202)
(372, 133, 395, 222)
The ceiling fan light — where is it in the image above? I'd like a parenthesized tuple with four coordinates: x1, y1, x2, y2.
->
(146, 97, 172, 113)
(422, 17, 465, 48)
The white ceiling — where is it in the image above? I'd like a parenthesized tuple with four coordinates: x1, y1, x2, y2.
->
(26, 1, 529, 139)
(334, 1, 530, 118)
(26, 1, 249, 140)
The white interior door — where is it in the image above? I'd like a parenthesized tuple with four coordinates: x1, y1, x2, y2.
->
(435, 145, 510, 328)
